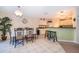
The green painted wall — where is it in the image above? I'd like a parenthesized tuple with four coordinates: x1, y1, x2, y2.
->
(48, 28, 75, 41)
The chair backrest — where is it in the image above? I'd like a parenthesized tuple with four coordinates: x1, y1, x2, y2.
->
(50, 31, 56, 38)
(47, 31, 57, 38)
(14, 28, 24, 40)
(25, 28, 34, 35)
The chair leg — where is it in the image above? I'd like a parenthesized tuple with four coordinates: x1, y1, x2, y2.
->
(56, 36, 57, 41)
(14, 43, 16, 48)
(32, 39, 33, 42)
(12, 39, 14, 45)
(10, 39, 12, 44)
(53, 37, 57, 42)
(12, 37, 15, 45)
(22, 40, 24, 45)
(14, 40, 17, 48)
(53, 38, 55, 42)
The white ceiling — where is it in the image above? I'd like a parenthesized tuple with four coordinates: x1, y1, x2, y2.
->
(0, 6, 75, 19)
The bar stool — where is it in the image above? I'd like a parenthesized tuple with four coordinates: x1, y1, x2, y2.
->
(47, 31, 57, 42)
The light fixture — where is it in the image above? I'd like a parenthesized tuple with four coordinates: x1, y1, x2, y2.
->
(14, 6, 23, 17)
(59, 10, 64, 16)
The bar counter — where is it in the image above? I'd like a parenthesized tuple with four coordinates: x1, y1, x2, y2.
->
(47, 27, 75, 41)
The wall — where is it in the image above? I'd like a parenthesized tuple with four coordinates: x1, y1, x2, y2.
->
(76, 7, 79, 43)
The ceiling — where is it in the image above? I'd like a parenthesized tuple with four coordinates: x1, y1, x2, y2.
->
(0, 6, 76, 19)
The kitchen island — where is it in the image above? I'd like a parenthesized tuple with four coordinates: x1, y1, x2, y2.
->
(47, 27, 75, 41)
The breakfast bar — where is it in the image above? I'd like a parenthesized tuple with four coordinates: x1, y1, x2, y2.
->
(47, 27, 75, 41)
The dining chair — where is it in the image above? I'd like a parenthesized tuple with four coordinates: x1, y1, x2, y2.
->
(14, 28, 24, 48)
(25, 28, 34, 42)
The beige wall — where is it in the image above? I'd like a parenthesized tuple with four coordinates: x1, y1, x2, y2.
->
(76, 7, 79, 43)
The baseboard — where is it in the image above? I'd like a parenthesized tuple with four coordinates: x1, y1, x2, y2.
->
(73, 41, 79, 44)
(59, 40, 79, 44)
(58, 40, 74, 43)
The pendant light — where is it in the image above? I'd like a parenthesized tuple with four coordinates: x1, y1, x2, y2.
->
(14, 6, 23, 17)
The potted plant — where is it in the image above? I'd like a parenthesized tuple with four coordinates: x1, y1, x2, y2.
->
(0, 17, 12, 41)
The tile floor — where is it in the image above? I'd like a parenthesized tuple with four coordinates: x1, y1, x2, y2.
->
(0, 36, 65, 53)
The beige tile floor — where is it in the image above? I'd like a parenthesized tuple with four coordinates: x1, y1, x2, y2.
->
(0, 35, 65, 53)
